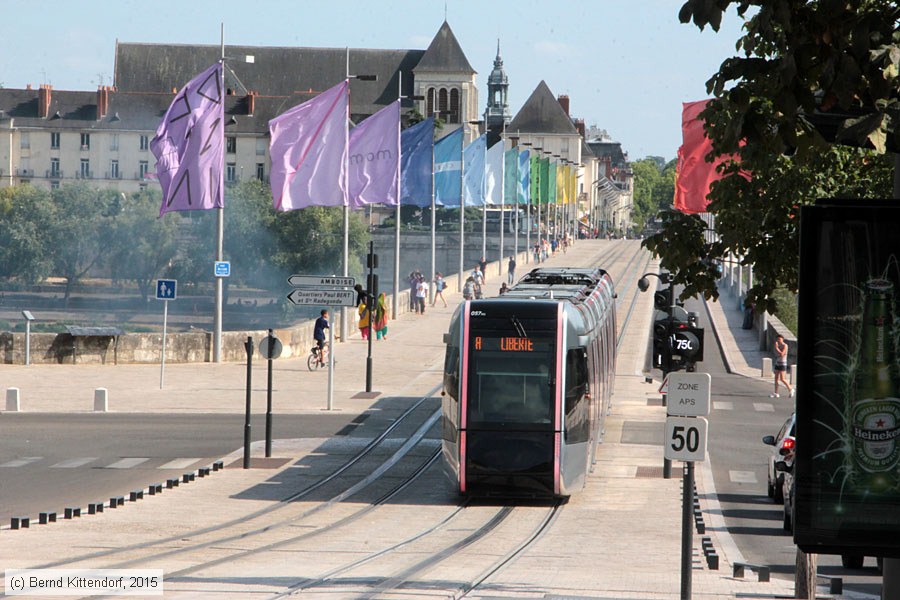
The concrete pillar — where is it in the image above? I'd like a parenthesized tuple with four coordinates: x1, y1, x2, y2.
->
(790, 364, 797, 386)
(6, 388, 21, 412)
(737, 263, 743, 298)
(94, 388, 108, 412)
(759, 311, 769, 351)
(761, 358, 773, 378)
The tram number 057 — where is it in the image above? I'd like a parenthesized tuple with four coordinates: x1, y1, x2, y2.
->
(664, 416, 708, 462)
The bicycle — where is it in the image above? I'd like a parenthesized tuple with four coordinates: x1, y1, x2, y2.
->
(307, 342, 330, 371)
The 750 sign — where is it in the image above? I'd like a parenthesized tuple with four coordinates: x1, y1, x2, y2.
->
(664, 416, 708, 462)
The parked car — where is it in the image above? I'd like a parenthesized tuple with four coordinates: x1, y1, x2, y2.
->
(763, 413, 795, 504)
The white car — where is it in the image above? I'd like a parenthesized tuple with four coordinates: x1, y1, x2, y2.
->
(762, 413, 795, 504)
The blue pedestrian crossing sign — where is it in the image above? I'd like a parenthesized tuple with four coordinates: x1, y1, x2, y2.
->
(214, 261, 231, 277)
(156, 279, 177, 300)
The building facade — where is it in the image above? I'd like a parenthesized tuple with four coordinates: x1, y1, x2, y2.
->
(0, 21, 479, 192)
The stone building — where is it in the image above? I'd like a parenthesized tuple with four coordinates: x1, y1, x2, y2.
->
(0, 21, 478, 192)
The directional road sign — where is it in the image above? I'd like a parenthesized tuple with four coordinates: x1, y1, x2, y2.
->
(287, 275, 355, 288)
(664, 416, 708, 462)
(287, 288, 356, 307)
(666, 372, 711, 417)
(156, 279, 177, 300)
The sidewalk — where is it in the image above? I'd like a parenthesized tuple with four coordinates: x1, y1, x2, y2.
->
(0, 240, 797, 599)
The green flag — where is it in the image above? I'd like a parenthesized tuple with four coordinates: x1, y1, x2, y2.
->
(540, 158, 550, 205)
(530, 154, 541, 204)
(503, 148, 517, 205)
(547, 161, 557, 205)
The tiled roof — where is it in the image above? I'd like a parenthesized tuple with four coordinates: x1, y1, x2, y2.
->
(507, 81, 578, 135)
(413, 21, 475, 74)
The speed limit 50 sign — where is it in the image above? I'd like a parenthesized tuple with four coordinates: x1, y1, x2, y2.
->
(664, 416, 708, 462)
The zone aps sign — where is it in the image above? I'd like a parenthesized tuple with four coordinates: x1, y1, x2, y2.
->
(666, 372, 711, 417)
(664, 416, 708, 462)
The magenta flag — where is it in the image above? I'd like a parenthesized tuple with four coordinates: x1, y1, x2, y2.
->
(269, 80, 349, 211)
(348, 100, 400, 208)
(150, 62, 224, 217)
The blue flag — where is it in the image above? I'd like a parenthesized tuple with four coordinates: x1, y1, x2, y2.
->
(434, 128, 463, 206)
(517, 150, 530, 205)
(400, 117, 434, 207)
(463, 134, 487, 206)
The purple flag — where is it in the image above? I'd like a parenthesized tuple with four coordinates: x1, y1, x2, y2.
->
(150, 62, 224, 217)
(269, 80, 349, 211)
(348, 100, 400, 208)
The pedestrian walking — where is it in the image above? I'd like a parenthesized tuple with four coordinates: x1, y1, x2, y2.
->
(408, 271, 420, 312)
(479, 256, 488, 282)
(432, 272, 448, 307)
(415, 275, 429, 314)
(507, 256, 516, 285)
(771, 334, 794, 398)
(357, 300, 370, 340)
(374, 292, 389, 340)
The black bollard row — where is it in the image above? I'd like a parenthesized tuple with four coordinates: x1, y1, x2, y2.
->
(88, 503, 104, 515)
(213, 460, 224, 471)
(11, 517, 30, 529)
(64, 507, 81, 519)
(39, 512, 57, 524)
(166, 478, 179, 489)
(110, 496, 125, 508)
(701, 536, 719, 570)
(148, 483, 163, 495)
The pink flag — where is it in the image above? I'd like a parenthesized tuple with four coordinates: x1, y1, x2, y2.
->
(150, 63, 224, 217)
(269, 80, 349, 211)
(348, 100, 400, 208)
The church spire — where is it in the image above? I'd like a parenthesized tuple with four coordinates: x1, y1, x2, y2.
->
(485, 38, 510, 134)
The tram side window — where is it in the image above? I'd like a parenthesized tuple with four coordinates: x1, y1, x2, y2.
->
(565, 348, 590, 443)
(444, 345, 460, 400)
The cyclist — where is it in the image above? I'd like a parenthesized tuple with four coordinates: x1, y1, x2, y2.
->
(313, 309, 329, 366)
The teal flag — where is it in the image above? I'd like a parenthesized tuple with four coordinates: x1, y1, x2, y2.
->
(548, 162, 557, 205)
(503, 148, 517, 205)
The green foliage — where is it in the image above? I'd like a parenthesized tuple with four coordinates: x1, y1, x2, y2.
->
(647, 2, 899, 312)
(631, 158, 677, 227)
(0, 185, 55, 283)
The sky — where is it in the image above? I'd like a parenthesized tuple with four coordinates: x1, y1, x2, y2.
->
(0, 0, 748, 162)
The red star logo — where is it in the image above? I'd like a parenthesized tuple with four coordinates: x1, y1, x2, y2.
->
(876, 419, 886, 428)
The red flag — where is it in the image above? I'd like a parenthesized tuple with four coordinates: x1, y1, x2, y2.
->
(673, 100, 739, 214)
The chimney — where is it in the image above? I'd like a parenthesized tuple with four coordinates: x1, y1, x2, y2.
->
(96, 86, 109, 120)
(247, 90, 256, 116)
(38, 84, 52, 119)
(557, 94, 570, 116)
(574, 118, 586, 138)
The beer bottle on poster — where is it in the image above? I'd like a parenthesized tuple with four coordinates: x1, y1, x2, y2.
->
(849, 278, 900, 494)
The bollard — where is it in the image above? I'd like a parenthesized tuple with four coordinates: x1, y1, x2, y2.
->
(39, 512, 57, 524)
(790, 363, 798, 386)
(166, 478, 179, 489)
(213, 460, 224, 471)
(6, 388, 21, 412)
(87, 503, 103, 515)
(64, 507, 81, 519)
(148, 484, 162, 495)
(707, 552, 719, 570)
(199, 467, 210, 477)
(761, 357, 772, 378)
(11, 517, 30, 529)
(93, 388, 108, 412)
(129, 490, 143, 502)
(110, 496, 124, 508)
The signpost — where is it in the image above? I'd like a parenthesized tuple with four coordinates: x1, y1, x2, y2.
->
(287, 275, 356, 410)
(260, 329, 282, 458)
(155, 279, 177, 389)
(664, 372, 711, 600)
(214, 261, 231, 278)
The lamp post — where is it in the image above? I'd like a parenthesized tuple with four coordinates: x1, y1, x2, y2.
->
(345, 48, 377, 341)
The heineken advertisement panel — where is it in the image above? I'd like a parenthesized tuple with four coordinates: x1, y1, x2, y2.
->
(796, 200, 900, 558)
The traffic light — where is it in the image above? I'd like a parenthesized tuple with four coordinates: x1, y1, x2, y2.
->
(669, 322, 704, 372)
(653, 316, 672, 371)
(654, 287, 672, 311)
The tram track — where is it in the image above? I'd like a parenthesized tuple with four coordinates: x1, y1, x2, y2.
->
(21, 388, 443, 578)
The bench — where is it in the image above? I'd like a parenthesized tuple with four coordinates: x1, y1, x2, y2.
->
(733, 561, 770, 582)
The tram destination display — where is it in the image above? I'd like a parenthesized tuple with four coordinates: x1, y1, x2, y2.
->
(795, 200, 900, 558)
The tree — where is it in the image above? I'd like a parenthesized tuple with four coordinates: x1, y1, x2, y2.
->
(45, 184, 118, 301)
(643, 2, 898, 314)
(107, 190, 179, 301)
(270, 206, 368, 279)
(632, 158, 677, 228)
(223, 180, 279, 289)
(0, 185, 55, 284)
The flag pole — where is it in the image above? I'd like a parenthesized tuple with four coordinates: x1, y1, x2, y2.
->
(498, 122, 505, 278)
(458, 103, 465, 292)
(213, 23, 225, 363)
(341, 48, 351, 344)
(430, 105, 436, 306)
(394, 72, 402, 319)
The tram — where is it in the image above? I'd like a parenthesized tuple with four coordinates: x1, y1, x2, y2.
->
(441, 267, 617, 498)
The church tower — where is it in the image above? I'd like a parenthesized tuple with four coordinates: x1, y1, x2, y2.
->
(413, 21, 478, 142)
(485, 39, 510, 144)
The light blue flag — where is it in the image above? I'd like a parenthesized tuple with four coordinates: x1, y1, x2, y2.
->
(434, 128, 463, 206)
(400, 117, 434, 207)
(517, 150, 530, 205)
(463, 133, 487, 206)
(503, 148, 517, 205)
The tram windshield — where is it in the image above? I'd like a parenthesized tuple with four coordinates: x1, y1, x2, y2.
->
(467, 334, 555, 428)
